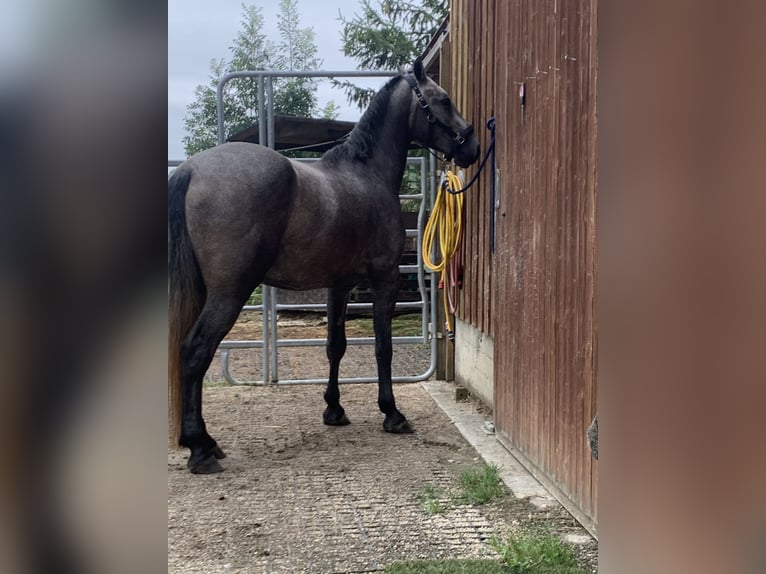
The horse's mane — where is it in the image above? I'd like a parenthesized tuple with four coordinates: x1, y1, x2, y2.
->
(323, 74, 405, 163)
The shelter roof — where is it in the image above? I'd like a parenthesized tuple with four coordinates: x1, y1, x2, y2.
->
(227, 115, 356, 153)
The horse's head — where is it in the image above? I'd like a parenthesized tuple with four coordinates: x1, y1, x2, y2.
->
(405, 60, 481, 168)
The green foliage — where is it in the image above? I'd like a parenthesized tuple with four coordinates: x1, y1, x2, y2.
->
(405, 467, 589, 574)
(320, 100, 341, 120)
(247, 286, 263, 306)
(182, 1, 335, 157)
(489, 532, 586, 574)
(182, 59, 237, 156)
(417, 484, 447, 515)
(183, 5, 273, 156)
(341, 0, 449, 69)
(415, 463, 507, 518)
(455, 463, 506, 505)
(400, 161, 425, 212)
(272, 0, 321, 118)
(336, 0, 449, 109)
(384, 559, 510, 574)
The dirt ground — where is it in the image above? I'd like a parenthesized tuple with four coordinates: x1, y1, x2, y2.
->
(168, 312, 597, 573)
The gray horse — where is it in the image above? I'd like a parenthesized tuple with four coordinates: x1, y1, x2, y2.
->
(168, 61, 480, 473)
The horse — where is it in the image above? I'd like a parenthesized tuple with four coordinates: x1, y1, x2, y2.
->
(168, 60, 480, 474)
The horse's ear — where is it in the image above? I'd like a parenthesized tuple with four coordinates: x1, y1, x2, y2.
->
(413, 59, 426, 82)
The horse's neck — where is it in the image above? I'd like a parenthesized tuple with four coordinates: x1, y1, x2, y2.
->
(365, 87, 412, 191)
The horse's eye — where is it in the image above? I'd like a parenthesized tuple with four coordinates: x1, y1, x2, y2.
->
(439, 96, 452, 107)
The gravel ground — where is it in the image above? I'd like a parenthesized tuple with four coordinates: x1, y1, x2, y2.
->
(169, 312, 597, 573)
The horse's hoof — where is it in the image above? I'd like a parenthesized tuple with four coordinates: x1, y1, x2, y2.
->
(323, 408, 351, 426)
(384, 419, 414, 434)
(212, 445, 227, 459)
(189, 454, 225, 474)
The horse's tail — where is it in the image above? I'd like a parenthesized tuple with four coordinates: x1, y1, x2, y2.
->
(168, 166, 204, 447)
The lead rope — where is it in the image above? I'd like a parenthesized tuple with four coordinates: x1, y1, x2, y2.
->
(422, 117, 496, 342)
(444, 117, 496, 195)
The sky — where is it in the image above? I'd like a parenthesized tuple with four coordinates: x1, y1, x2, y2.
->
(168, 0, 391, 160)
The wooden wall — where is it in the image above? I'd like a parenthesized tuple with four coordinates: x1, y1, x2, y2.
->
(451, 0, 495, 336)
(449, 0, 599, 531)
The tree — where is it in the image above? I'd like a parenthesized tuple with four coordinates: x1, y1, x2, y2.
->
(320, 101, 341, 120)
(182, 59, 231, 155)
(336, 0, 449, 109)
(272, 0, 322, 117)
(182, 1, 329, 157)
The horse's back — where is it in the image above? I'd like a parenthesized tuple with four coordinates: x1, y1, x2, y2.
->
(184, 142, 294, 190)
(183, 142, 296, 227)
(261, 160, 404, 290)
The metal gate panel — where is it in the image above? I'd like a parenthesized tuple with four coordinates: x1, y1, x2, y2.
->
(208, 71, 438, 385)
(219, 157, 437, 385)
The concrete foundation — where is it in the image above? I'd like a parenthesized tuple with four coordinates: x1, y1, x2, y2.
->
(454, 318, 494, 409)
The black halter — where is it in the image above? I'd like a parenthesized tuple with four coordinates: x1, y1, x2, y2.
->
(403, 73, 474, 148)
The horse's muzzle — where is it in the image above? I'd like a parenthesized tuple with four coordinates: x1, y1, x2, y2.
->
(453, 138, 480, 168)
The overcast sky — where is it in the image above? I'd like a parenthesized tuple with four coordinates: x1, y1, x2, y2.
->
(168, 0, 392, 160)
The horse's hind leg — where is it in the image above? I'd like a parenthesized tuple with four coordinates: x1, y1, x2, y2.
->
(180, 291, 250, 473)
(371, 277, 413, 434)
(323, 287, 351, 426)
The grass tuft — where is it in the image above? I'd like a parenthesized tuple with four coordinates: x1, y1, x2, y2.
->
(417, 484, 448, 515)
(456, 463, 506, 505)
(415, 464, 507, 517)
(489, 531, 586, 574)
(408, 467, 588, 573)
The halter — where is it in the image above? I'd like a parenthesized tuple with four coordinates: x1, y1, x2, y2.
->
(403, 73, 474, 148)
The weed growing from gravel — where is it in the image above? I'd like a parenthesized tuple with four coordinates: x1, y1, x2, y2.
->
(489, 531, 586, 573)
(417, 484, 447, 515)
(417, 463, 507, 516)
(456, 463, 506, 505)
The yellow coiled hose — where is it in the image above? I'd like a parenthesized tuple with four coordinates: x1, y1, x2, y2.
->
(422, 170, 464, 339)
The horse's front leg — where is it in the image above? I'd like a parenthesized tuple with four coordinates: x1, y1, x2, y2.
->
(371, 277, 413, 433)
(323, 287, 351, 426)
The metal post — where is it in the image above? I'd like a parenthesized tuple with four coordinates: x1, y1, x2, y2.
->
(430, 154, 440, 380)
(431, 154, 453, 381)
(257, 75, 270, 384)
(267, 75, 279, 383)
(216, 80, 226, 146)
(417, 157, 428, 341)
